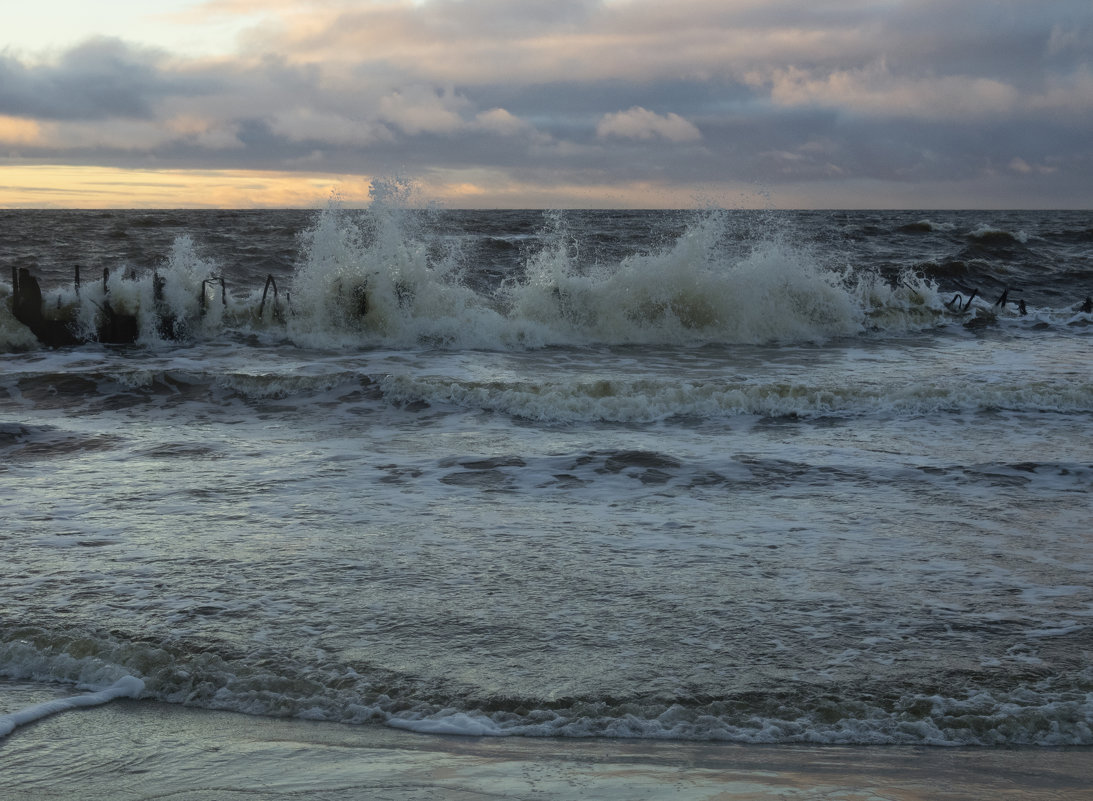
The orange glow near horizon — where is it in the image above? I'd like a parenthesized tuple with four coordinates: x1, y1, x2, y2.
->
(0, 163, 1075, 212)
(0, 165, 371, 209)
(0, 164, 744, 209)
(0, 116, 44, 146)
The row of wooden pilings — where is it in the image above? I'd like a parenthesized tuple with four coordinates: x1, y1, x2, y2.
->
(9, 265, 285, 347)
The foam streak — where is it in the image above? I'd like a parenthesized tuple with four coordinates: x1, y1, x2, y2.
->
(0, 676, 144, 739)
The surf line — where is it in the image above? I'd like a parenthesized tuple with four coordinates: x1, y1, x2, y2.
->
(0, 676, 144, 739)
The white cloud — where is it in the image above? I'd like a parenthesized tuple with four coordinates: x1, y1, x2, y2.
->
(1009, 157, 1058, 175)
(596, 107, 702, 142)
(378, 85, 468, 135)
(759, 62, 1022, 119)
(473, 108, 531, 136)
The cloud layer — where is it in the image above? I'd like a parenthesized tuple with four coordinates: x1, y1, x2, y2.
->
(2, 0, 1091, 207)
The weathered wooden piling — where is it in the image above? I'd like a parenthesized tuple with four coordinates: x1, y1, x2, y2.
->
(10, 266, 80, 346)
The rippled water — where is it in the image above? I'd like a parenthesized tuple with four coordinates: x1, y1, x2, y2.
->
(3, 204, 1092, 745)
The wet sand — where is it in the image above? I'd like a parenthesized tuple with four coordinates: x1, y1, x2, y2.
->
(2, 685, 1090, 800)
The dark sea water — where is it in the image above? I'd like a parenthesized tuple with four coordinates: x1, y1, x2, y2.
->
(2, 201, 1092, 746)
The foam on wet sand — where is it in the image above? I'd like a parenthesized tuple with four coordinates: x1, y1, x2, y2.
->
(1, 684, 1089, 801)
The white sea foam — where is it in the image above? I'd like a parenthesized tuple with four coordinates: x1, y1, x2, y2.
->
(5, 626, 1092, 747)
(501, 211, 869, 346)
(5, 198, 1083, 354)
(258, 199, 960, 350)
(0, 285, 41, 350)
(969, 224, 1029, 244)
(0, 676, 144, 738)
(378, 372, 1093, 422)
(286, 189, 501, 349)
(906, 219, 957, 233)
(382, 692, 1093, 746)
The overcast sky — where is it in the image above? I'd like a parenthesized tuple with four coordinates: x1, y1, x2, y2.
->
(2, 0, 1091, 208)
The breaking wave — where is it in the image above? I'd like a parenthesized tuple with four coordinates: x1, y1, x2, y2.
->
(3, 629, 1091, 747)
(5, 189, 1036, 353)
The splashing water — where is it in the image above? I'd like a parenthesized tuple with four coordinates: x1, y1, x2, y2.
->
(281, 195, 942, 350)
(3, 186, 999, 353)
(287, 184, 502, 348)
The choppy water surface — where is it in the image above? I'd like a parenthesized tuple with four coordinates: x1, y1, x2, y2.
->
(2, 201, 1092, 745)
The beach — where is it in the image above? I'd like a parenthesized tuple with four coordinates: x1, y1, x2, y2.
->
(3, 683, 1091, 800)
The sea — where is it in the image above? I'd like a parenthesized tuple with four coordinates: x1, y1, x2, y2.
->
(2, 194, 1092, 749)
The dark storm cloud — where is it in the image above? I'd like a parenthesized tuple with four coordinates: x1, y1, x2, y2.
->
(0, 37, 214, 121)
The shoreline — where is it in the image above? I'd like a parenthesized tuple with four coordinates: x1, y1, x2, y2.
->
(2, 687, 1091, 800)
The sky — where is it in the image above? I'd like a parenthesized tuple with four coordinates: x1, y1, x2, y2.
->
(1, 0, 1091, 209)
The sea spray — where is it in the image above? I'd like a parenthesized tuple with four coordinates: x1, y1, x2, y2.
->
(2, 202, 1073, 352)
(287, 183, 504, 348)
(503, 209, 868, 345)
(285, 193, 881, 349)
(1, 234, 237, 347)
